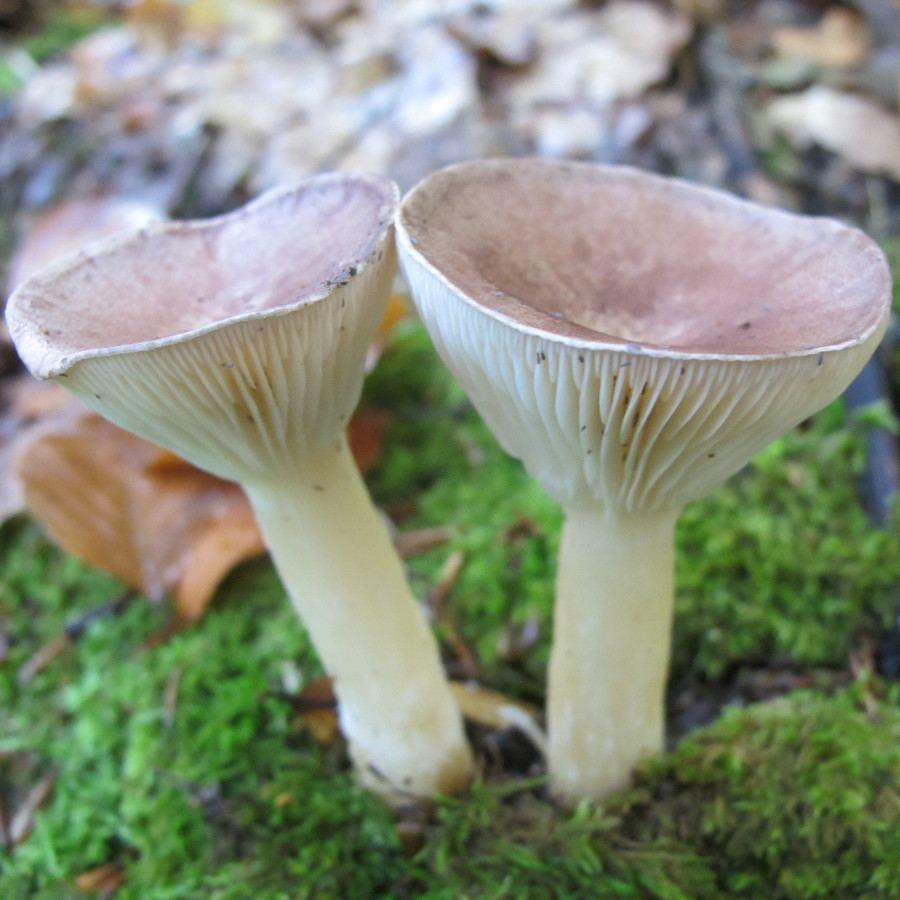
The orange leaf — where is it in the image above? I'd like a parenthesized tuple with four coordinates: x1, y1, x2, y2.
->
(365, 293, 409, 372)
(7, 196, 163, 294)
(771, 8, 869, 69)
(292, 676, 340, 745)
(346, 407, 391, 474)
(20, 413, 264, 620)
(74, 863, 126, 893)
(0, 377, 85, 524)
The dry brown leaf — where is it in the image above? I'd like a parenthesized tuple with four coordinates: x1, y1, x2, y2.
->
(449, 681, 546, 754)
(448, 680, 540, 728)
(17, 633, 71, 686)
(768, 86, 900, 182)
(128, 0, 292, 48)
(74, 863, 126, 894)
(20, 413, 264, 620)
(292, 675, 340, 745)
(7, 196, 164, 294)
(346, 408, 391, 475)
(507, 2, 691, 110)
(449, 10, 541, 66)
(0, 377, 85, 524)
(8, 771, 56, 847)
(771, 7, 870, 69)
(366, 294, 409, 369)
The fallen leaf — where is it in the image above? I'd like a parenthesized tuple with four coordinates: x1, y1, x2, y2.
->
(366, 294, 409, 371)
(128, 0, 281, 49)
(291, 676, 340, 745)
(19, 413, 264, 621)
(449, 681, 546, 755)
(8, 771, 56, 847)
(771, 7, 869, 69)
(449, 9, 541, 67)
(69, 27, 158, 111)
(7, 195, 164, 293)
(17, 633, 71, 686)
(74, 863, 126, 894)
(506, 2, 691, 109)
(499, 1, 690, 157)
(449, 680, 539, 726)
(768, 86, 900, 182)
(0, 377, 84, 524)
(346, 408, 391, 475)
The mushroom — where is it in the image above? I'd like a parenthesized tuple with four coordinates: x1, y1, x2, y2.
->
(395, 158, 891, 802)
(6, 174, 473, 800)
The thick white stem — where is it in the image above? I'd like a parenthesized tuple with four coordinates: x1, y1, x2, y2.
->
(245, 436, 473, 800)
(548, 507, 679, 803)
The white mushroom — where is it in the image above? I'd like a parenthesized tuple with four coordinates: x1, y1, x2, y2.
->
(7, 174, 473, 800)
(396, 158, 891, 802)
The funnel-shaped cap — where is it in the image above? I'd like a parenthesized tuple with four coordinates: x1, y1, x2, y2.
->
(398, 159, 890, 511)
(8, 174, 398, 482)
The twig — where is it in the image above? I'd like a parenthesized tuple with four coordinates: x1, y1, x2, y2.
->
(0, 795, 8, 850)
(17, 592, 133, 685)
(427, 551, 480, 678)
(8, 770, 56, 847)
(428, 550, 465, 611)
(395, 526, 451, 558)
(17, 634, 70, 686)
(163, 666, 183, 728)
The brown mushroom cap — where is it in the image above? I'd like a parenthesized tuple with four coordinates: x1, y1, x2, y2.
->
(400, 158, 888, 358)
(397, 160, 891, 511)
(10, 174, 396, 378)
(7, 174, 398, 482)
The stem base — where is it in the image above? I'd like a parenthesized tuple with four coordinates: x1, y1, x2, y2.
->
(548, 508, 678, 803)
(246, 437, 473, 800)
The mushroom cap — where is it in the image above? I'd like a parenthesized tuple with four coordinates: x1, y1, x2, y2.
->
(397, 159, 890, 511)
(7, 173, 398, 482)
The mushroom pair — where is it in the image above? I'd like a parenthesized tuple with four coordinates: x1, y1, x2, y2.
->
(6, 175, 473, 801)
(8, 162, 890, 807)
(396, 159, 891, 802)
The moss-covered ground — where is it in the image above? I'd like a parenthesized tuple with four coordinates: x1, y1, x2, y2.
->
(1, 319, 899, 898)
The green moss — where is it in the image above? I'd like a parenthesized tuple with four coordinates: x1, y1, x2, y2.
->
(1, 319, 897, 896)
(625, 688, 900, 897)
(0, 535, 402, 898)
(408, 689, 900, 899)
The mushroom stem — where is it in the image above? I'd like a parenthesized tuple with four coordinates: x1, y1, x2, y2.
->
(548, 507, 679, 803)
(244, 433, 473, 799)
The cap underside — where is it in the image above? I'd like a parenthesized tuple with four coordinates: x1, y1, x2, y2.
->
(400, 160, 889, 357)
